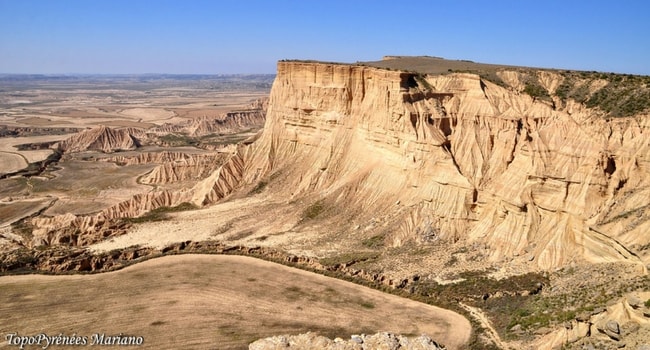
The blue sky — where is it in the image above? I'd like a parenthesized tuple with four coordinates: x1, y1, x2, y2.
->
(1, 0, 648, 74)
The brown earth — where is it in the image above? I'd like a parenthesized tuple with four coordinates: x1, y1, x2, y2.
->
(0, 254, 471, 350)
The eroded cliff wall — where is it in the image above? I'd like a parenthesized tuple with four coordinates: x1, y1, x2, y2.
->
(241, 61, 650, 270)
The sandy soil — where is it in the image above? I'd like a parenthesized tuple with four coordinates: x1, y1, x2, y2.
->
(0, 197, 53, 227)
(0, 153, 25, 174)
(118, 107, 176, 121)
(0, 254, 471, 350)
(89, 194, 303, 252)
(0, 134, 72, 174)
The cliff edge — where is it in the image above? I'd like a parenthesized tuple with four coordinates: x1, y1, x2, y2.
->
(239, 60, 650, 270)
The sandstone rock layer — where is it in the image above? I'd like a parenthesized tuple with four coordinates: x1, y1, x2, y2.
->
(239, 61, 649, 270)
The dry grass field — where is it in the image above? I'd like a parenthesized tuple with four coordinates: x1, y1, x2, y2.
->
(0, 254, 470, 350)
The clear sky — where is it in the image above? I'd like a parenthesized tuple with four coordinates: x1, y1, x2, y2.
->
(1, 0, 648, 75)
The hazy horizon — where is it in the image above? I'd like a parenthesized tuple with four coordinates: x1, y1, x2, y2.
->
(1, 0, 649, 75)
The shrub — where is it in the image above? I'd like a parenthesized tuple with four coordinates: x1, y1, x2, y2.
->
(302, 200, 325, 220)
(523, 82, 551, 101)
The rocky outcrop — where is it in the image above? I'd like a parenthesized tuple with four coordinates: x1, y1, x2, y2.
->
(27, 146, 242, 246)
(0, 126, 82, 137)
(0, 245, 155, 273)
(190, 148, 245, 205)
(533, 292, 650, 350)
(238, 61, 649, 270)
(148, 97, 268, 137)
(97, 151, 206, 166)
(188, 108, 266, 136)
(28, 189, 194, 246)
(139, 153, 228, 185)
(249, 332, 446, 350)
(56, 126, 145, 153)
(21, 62, 650, 273)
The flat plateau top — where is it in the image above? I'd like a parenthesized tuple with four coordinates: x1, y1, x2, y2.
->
(360, 55, 529, 74)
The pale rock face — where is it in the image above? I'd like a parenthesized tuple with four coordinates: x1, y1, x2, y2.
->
(188, 109, 266, 137)
(249, 332, 446, 350)
(148, 98, 267, 137)
(239, 61, 650, 270)
(56, 126, 144, 153)
(139, 153, 226, 185)
(532, 291, 650, 349)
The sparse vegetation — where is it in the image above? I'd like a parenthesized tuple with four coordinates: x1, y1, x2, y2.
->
(318, 251, 379, 267)
(414, 74, 433, 90)
(523, 80, 552, 102)
(361, 234, 385, 248)
(444, 255, 459, 267)
(249, 180, 268, 194)
(555, 71, 650, 117)
(158, 133, 199, 147)
(11, 218, 35, 241)
(122, 202, 198, 224)
(478, 72, 508, 88)
(599, 203, 650, 225)
(301, 200, 325, 220)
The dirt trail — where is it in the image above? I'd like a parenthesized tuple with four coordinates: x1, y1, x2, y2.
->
(459, 302, 511, 350)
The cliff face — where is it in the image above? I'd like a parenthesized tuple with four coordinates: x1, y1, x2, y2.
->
(57, 126, 144, 153)
(148, 98, 267, 137)
(242, 61, 650, 270)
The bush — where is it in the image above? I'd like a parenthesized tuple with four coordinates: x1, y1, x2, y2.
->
(523, 82, 551, 101)
(361, 234, 385, 248)
(302, 200, 325, 220)
(250, 180, 267, 194)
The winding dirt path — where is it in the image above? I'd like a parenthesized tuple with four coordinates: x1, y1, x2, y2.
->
(460, 302, 511, 350)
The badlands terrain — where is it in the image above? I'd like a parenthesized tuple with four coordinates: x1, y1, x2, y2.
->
(2, 56, 650, 349)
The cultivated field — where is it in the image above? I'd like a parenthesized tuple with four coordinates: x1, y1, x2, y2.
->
(0, 254, 471, 350)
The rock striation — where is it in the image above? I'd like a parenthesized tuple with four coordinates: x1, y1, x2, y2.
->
(149, 98, 267, 137)
(56, 126, 144, 153)
(233, 61, 650, 270)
